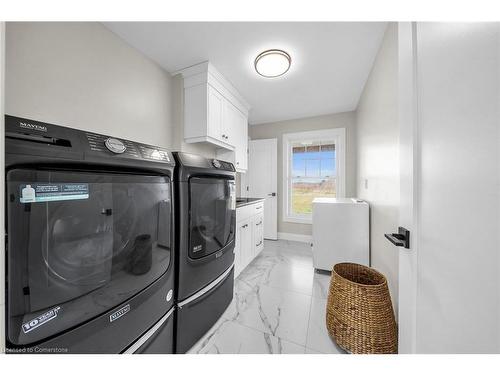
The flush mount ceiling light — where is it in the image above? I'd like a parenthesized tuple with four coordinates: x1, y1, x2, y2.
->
(254, 49, 291, 78)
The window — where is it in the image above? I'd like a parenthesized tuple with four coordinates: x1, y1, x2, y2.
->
(283, 128, 346, 223)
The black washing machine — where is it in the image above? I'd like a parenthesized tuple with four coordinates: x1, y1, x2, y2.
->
(173, 152, 236, 353)
(4, 115, 176, 354)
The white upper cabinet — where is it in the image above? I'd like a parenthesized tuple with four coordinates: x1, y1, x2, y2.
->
(207, 85, 224, 141)
(219, 99, 248, 171)
(176, 62, 250, 171)
(234, 108, 248, 171)
(222, 99, 239, 147)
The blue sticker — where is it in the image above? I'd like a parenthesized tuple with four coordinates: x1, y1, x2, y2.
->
(20, 183, 89, 203)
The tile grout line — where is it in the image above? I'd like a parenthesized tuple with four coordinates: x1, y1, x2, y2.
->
(238, 267, 331, 300)
(231, 281, 312, 348)
(228, 300, 311, 348)
(205, 319, 307, 354)
(235, 320, 307, 351)
(238, 239, 321, 349)
(304, 284, 315, 353)
(238, 319, 308, 348)
(270, 241, 331, 353)
(227, 239, 333, 354)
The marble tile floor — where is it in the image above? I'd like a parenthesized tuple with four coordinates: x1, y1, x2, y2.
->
(188, 239, 346, 354)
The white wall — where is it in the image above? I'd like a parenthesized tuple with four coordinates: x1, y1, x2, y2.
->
(5, 21, 219, 156)
(5, 22, 175, 148)
(249, 112, 357, 236)
(356, 23, 400, 313)
(413, 22, 499, 353)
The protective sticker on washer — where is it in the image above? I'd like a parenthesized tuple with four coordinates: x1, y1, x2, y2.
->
(22, 306, 61, 334)
(19, 183, 89, 203)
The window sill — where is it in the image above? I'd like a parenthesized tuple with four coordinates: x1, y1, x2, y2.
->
(283, 216, 312, 225)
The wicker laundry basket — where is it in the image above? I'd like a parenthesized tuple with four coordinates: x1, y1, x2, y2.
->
(326, 262, 398, 354)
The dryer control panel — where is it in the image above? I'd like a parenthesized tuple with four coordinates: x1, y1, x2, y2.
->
(212, 159, 234, 171)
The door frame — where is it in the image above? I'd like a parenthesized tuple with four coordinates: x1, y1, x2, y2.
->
(397, 21, 419, 354)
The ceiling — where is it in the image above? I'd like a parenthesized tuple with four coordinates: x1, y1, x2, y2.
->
(103, 22, 387, 125)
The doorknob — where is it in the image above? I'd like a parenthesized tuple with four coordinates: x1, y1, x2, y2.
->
(267, 192, 276, 197)
(384, 227, 410, 249)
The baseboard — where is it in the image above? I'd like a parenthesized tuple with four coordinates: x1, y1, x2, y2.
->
(277, 232, 312, 243)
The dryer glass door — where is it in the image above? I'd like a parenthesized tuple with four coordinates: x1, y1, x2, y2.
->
(6, 169, 172, 346)
(188, 177, 236, 259)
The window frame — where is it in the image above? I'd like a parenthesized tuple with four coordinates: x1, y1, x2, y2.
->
(282, 128, 346, 224)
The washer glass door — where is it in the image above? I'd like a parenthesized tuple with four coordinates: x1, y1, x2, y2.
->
(6, 169, 172, 346)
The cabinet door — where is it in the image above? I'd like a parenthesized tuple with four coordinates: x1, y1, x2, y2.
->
(222, 99, 239, 148)
(234, 109, 248, 171)
(234, 223, 243, 278)
(207, 85, 224, 142)
(253, 213, 264, 256)
(240, 220, 253, 270)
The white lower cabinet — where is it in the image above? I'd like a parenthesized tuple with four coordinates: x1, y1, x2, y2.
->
(234, 220, 251, 277)
(234, 201, 265, 278)
(234, 224, 242, 277)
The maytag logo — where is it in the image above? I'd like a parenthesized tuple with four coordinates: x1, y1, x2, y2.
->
(109, 304, 130, 323)
(215, 250, 223, 259)
(20, 121, 47, 132)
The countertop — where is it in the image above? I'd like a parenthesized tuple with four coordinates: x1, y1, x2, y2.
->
(236, 197, 265, 208)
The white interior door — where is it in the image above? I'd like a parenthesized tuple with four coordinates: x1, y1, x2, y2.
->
(398, 22, 500, 354)
(247, 138, 278, 240)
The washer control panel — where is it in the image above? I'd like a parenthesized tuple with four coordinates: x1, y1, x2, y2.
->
(138, 145, 171, 162)
(85, 132, 171, 163)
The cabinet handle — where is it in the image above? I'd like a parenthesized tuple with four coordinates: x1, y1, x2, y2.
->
(256, 221, 262, 226)
(241, 224, 249, 228)
(256, 206, 262, 210)
(256, 240, 263, 247)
